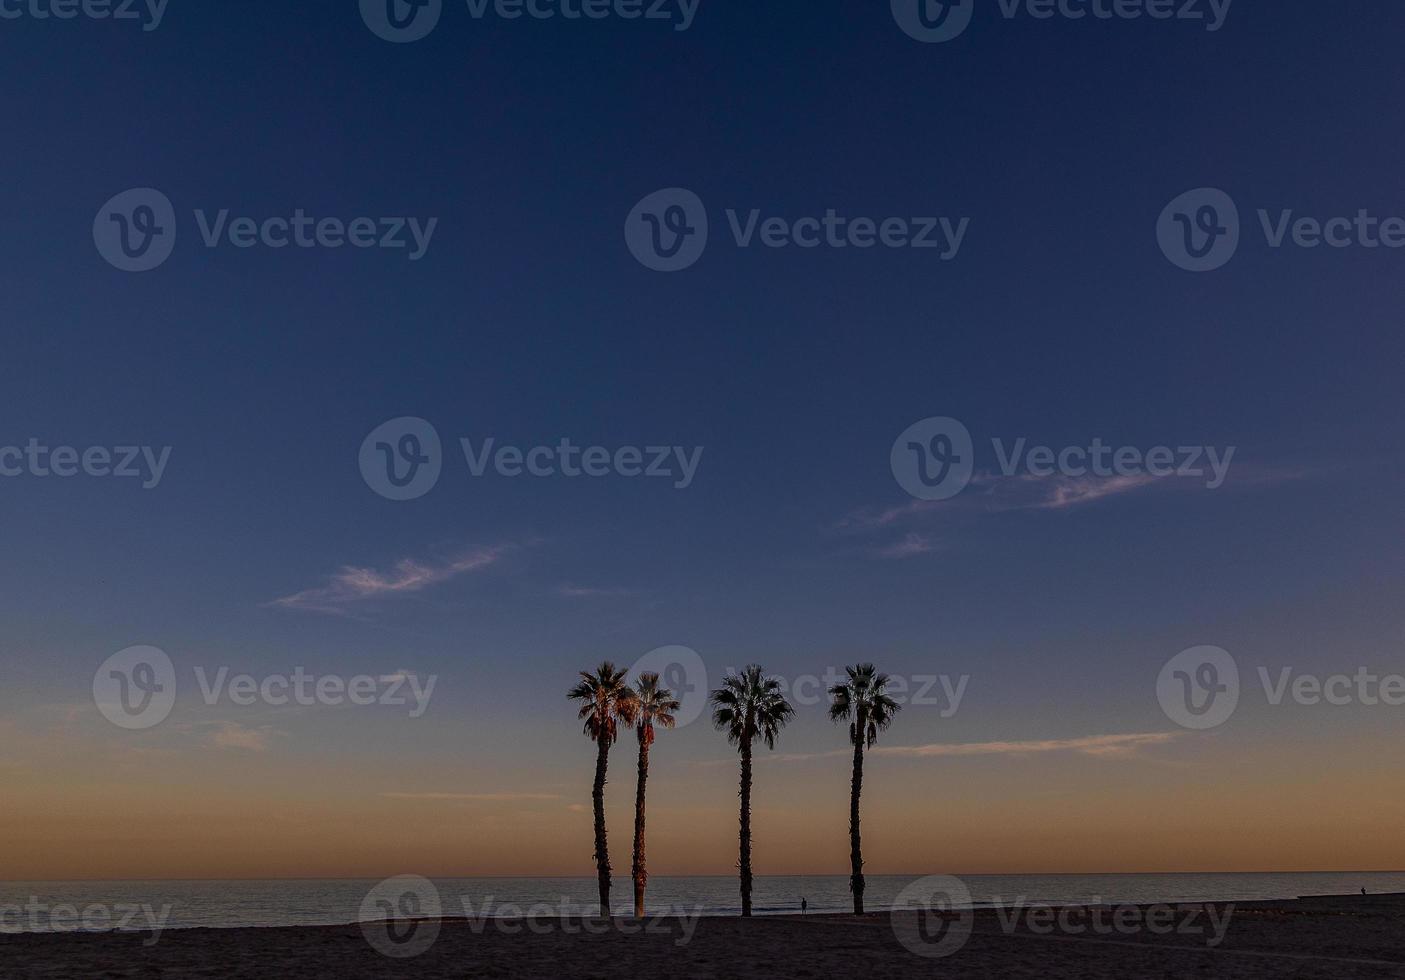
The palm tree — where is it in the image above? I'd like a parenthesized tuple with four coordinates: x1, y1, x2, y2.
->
(568, 662, 637, 916)
(828, 663, 901, 915)
(709, 665, 795, 917)
(630, 672, 679, 918)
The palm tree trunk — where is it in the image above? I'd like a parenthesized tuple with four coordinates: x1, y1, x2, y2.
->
(739, 735, 753, 917)
(592, 736, 611, 917)
(849, 736, 865, 915)
(631, 731, 650, 918)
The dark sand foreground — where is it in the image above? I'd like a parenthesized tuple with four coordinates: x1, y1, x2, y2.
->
(3, 894, 1403, 979)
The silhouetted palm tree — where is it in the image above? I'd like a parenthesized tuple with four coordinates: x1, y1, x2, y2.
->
(709, 665, 794, 917)
(828, 663, 901, 915)
(568, 662, 637, 916)
(630, 672, 679, 918)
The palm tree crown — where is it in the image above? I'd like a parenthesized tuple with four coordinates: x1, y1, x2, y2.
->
(828, 663, 901, 748)
(569, 662, 638, 745)
(711, 665, 794, 749)
(633, 672, 680, 744)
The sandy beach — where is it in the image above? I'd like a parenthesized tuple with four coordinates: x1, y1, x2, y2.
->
(3, 894, 1402, 979)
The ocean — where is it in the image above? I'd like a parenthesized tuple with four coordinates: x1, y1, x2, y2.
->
(2, 872, 1403, 932)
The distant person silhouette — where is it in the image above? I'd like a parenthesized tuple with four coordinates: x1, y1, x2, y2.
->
(1362, 887, 1368, 896)
(801, 898, 807, 916)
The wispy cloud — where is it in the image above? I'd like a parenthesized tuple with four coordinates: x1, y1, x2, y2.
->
(270, 546, 509, 613)
(379, 792, 562, 802)
(206, 721, 281, 752)
(840, 462, 1307, 536)
(557, 584, 638, 598)
(736, 732, 1186, 766)
(978, 472, 1159, 511)
(872, 532, 937, 559)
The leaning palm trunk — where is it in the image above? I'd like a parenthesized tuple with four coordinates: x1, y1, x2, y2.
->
(631, 734, 650, 918)
(739, 735, 754, 917)
(592, 737, 612, 916)
(849, 735, 865, 914)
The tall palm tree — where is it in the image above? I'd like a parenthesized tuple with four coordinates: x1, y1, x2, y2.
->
(828, 663, 901, 915)
(709, 665, 795, 917)
(630, 672, 679, 918)
(568, 662, 637, 917)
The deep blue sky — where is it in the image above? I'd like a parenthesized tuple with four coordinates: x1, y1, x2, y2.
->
(3, 0, 1405, 875)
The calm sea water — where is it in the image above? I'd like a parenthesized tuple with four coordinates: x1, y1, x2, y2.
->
(2, 873, 1403, 933)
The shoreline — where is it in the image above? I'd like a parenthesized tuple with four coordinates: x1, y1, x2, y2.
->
(3, 894, 1402, 979)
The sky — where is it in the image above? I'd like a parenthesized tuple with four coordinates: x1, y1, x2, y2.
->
(2, 0, 1405, 880)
